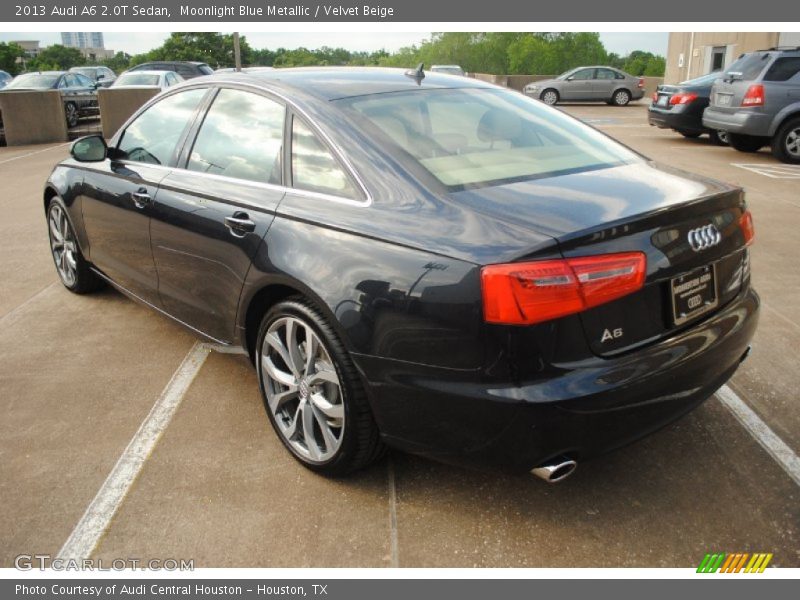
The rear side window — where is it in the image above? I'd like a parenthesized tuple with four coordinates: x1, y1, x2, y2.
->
(117, 88, 207, 165)
(187, 89, 284, 184)
(763, 57, 800, 82)
(175, 64, 198, 78)
(291, 118, 357, 199)
(596, 69, 616, 80)
(725, 53, 771, 80)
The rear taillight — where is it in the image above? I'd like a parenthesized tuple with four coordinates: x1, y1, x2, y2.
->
(740, 210, 755, 245)
(638, 78, 645, 89)
(669, 92, 698, 105)
(741, 84, 765, 107)
(481, 253, 647, 325)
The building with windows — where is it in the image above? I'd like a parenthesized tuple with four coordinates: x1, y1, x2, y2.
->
(665, 32, 800, 83)
(60, 32, 104, 49)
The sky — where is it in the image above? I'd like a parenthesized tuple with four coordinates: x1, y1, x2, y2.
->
(0, 31, 670, 57)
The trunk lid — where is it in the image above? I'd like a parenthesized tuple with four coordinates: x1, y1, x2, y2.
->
(451, 162, 749, 356)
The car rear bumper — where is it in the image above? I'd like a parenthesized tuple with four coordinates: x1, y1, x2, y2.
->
(354, 285, 759, 471)
(703, 108, 772, 137)
(648, 105, 705, 133)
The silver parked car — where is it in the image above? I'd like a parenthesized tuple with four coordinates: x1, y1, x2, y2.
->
(703, 47, 800, 163)
(430, 64, 466, 77)
(111, 70, 184, 91)
(524, 66, 645, 106)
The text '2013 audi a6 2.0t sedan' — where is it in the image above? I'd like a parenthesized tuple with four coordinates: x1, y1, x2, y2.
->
(44, 66, 759, 482)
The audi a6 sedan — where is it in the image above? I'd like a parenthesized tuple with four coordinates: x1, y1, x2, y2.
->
(44, 67, 759, 481)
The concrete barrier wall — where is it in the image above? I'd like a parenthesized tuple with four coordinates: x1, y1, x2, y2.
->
(0, 90, 68, 146)
(98, 88, 160, 139)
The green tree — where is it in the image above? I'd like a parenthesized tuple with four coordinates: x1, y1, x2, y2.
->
(100, 51, 131, 73)
(141, 32, 253, 68)
(0, 42, 25, 75)
(29, 44, 85, 71)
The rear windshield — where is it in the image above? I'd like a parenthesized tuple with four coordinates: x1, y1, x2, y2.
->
(72, 68, 97, 78)
(725, 53, 772, 81)
(4, 73, 60, 89)
(198, 64, 214, 75)
(680, 73, 719, 86)
(115, 73, 160, 86)
(336, 88, 640, 189)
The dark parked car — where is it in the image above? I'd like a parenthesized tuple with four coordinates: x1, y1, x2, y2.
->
(127, 61, 214, 80)
(0, 70, 12, 89)
(649, 72, 729, 145)
(1, 71, 98, 127)
(44, 68, 758, 481)
(69, 65, 117, 88)
(524, 66, 645, 106)
(703, 47, 800, 163)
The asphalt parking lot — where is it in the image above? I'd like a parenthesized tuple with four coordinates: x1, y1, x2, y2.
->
(1, 101, 799, 569)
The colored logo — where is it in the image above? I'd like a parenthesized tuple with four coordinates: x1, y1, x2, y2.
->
(697, 552, 773, 573)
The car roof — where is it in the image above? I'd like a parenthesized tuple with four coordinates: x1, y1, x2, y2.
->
(120, 70, 169, 76)
(204, 66, 497, 100)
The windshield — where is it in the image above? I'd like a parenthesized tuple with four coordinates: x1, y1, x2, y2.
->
(5, 73, 60, 89)
(72, 68, 97, 78)
(725, 52, 772, 80)
(679, 73, 719, 86)
(556, 68, 578, 80)
(337, 88, 640, 189)
(115, 73, 160, 86)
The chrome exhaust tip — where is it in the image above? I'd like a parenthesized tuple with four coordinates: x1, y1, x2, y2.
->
(531, 458, 578, 483)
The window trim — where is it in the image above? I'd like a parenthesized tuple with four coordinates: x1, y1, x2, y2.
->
(109, 81, 372, 207)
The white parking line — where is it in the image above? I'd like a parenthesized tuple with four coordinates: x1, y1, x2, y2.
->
(716, 385, 800, 487)
(732, 163, 800, 179)
(57, 342, 211, 560)
(0, 142, 70, 166)
(388, 456, 400, 568)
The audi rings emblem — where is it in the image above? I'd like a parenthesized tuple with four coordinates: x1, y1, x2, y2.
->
(687, 224, 722, 252)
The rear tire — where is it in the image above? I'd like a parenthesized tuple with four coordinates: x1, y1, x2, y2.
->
(771, 117, 800, 164)
(709, 130, 729, 146)
(728, 133, 768, 153)
(540, 89, 559, 106)
(612, 89, 631, 106)
(255, 298, 385, 476)
(47, 197, 104, 294)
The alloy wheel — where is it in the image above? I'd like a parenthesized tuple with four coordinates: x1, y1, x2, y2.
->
(65, 103, 78, 128)
(785, 127, 800, 158)
(614, 90, 630, 106)
(48, 204, 77, 287)
(260, 316, 345, 463)
(541, 90, 558, 105)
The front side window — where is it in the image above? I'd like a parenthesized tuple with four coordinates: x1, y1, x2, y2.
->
(291, 118, 358, 199)
(187, 89, 284, 184)
(338, 88, 640, 189)
(117, 88, 207, 165)
(570, 69, 595, 81)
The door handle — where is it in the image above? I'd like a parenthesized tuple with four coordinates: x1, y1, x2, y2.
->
(224, 212, 256, 238)
(131, 188, 151, 209)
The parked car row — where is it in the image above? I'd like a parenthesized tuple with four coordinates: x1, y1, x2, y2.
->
(650, 47, 800, 164)
(0, 61, 201, 130)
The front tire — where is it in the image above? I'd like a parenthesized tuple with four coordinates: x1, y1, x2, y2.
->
(612, 89, 631, 106)
(728, 133, 768, 153)
(255, 298, 384, 476)
(64, 102, 79, 128)
(540, 89, 559, 106)
(47, 198, 104, 294)
(678, 130, 702, 139)
(771, 117, 800, 164)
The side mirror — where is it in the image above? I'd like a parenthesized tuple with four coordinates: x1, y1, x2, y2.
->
(97, 74, 105, 80)
(70, 135, 107, 162)
(566, 76, 574, 81)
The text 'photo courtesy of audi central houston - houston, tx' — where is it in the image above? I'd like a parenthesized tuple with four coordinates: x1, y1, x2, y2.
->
(43, 66, 758, 482)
